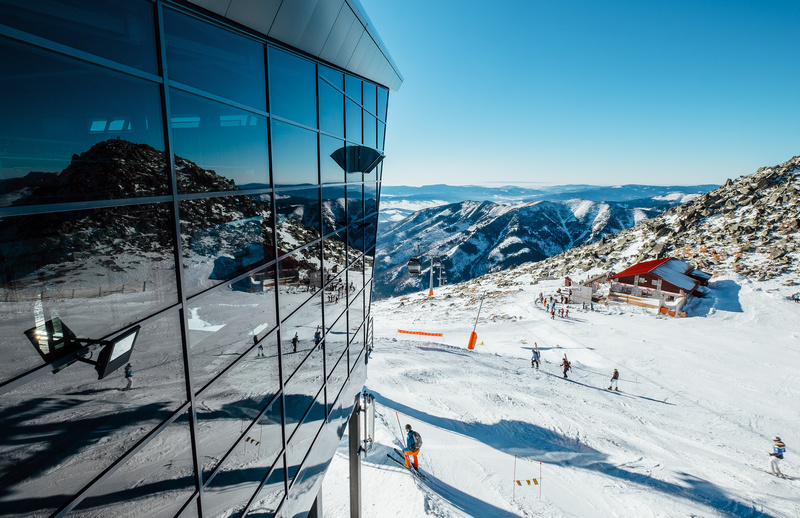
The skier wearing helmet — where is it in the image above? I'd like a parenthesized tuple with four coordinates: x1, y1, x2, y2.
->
(769, 436, 786, 477)
(403, 424, 422, 471)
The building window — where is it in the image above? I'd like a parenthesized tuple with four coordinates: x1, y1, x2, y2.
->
(268, 47, 317, 128)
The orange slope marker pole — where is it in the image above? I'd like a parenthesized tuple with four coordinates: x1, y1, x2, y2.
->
(468, 292, 485, 350)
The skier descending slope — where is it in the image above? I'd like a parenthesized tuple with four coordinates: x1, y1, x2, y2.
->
(769, 436, 786, 477)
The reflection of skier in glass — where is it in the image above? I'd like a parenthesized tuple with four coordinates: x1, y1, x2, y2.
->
(124, 363, 133, 391)
(769, 436, 786, 477)
(291, 333, 299, 353)
(314, 326, 322, 346)
(257, 343, 264, 357)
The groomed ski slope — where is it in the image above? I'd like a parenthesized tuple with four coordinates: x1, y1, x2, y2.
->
(322, 273, 800, 517)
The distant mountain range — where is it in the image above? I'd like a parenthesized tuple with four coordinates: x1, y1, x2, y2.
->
(374, 183, 718, 299)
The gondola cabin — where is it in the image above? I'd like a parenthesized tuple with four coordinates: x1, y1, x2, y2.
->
(407, 257, 422, 275)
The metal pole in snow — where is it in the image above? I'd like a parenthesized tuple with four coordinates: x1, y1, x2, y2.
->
(513, 454, 517, 502)
(540, 461, 542, 500)
(473, 292, 485, 333)
(428, 256, 434, 296)
(396, 412, 404, 447)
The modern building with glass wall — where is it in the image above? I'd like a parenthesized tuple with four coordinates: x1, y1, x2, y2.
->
(0, 1, 401, 516)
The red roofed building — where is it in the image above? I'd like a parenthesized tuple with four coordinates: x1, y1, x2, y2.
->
(607, 258, 711, 315)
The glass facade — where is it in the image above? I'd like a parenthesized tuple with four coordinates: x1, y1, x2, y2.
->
(0, 1, 389, 517)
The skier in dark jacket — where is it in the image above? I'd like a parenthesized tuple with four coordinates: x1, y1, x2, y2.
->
(124, 363, 133, 391)
(403, 424, 421, 470)
(560, 356, 571, 378)
(531, 345, 540, 369)
(608, 368, 619, 391)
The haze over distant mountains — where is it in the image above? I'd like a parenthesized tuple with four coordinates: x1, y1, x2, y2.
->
(375, 183, 718, 299)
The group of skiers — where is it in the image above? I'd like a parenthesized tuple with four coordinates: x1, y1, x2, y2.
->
(532, 346, 619, 390)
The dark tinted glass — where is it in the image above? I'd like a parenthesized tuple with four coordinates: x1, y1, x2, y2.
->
(345, 99, 362, 144)
(319, 78, 344, 138)
(344, 75, 361, 104)
(0, 203, 178, 383)
(321, 185, 347, 235)
(348, 259, 365, 302)
(204, 398, 283, 518)
(195, 339, 280, 480)
(323, 268, 347, 328)
(179, 195, 274, 296)
(277, 245, 322, 317)
(349, 290, 365, 338)
(247, 456, 286, 517)
(363, 113, 377, 149)
(285, 389, 325, 484)
(170, 90, 270, 192)
(187, 277, 277, 391)
(268, 47, 316, 127)
(0, 311, 187, 516)
(275, 188, 320, 253)
(364, 182, 378, 216)
(0, 0, 157, 73)
(326, 339, 348, 412)
(318, 66, 343, 90)
(347, 183, 363, 224)
(271, 120, 318, 186)
(282, 349, 324, 442)
(72, 412, 196, 517)
(0, 39, 167, 207)
(377, 121, 386, 152)
(280, 301, 324, 381)
(320, 135, 345, 184)
(377, 87, 388, 122)
(363, 83, 377, 115)
(324, 313, 348, 378)
(164, 8, 266, 110)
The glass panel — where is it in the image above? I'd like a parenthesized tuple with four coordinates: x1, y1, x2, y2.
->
(0, 39, 166, 207)
(0, 311, 187, 516)
(364, 183, 378, 217)
(187, 276, 277, 391)
(277, 246, 322, 324)
(268, 47, 316, 128)
(196, 357, 281, 481)
(363, 83, 377, 115)
(325, 312, 348, 379)
(377, 87, 388, 122)
(363, 112, 377, 149)
(348, 258, 365, 303)
(346, 183, 363, 225)
(164, 8, 266, 110)
(321, 185, 346, 235)
(320, 135, 345, 184)
(326, 345, 347, 414)
(349, 291, 365, 341)
(318, 78, 344, 138)
(377, 121, 385, 152)
(323, 268, 347, 328)
(271, 120, 318, 187)
(179, 195, 274, 297)
(319, 66, 343, 90)
(0, 0, 157, 73)
(246, 456, 285, 518)
(285, 389, 325, 484)
(275, 187, 320, 254)
(345, 99, 362, 145)
(71, 413, 195, 517)
(344, 75, 361, 104)
(283, 356, 324, 445)
(0, 204, 177, 383)
(280, 297, 324, 383)
(170, 90, 270, 192)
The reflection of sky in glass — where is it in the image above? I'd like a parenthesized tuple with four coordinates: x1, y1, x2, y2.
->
(320, 135, 345, 184)
(271, 120, 317, 186)
(346, 100, 362, 145)
(319, 79, 344, 138)
(0, 39, 164, 184)
(170, 90, 269, 191)
(269, 47, 316, 128)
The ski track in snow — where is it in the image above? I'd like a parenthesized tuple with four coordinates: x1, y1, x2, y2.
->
(323, 273, 800, 517)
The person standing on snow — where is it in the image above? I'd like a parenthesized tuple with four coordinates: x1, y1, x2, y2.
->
(769, 436, 786, 477)
(123, 363, 133, 391)
(291, 333, 299, 353)
(560, 355, 571, 378)
(608, 368, 619, 391)
(531, 345, 540, 370)
(403, 423, 422, 470)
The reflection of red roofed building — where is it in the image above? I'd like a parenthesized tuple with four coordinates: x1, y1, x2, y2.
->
(607, 258, 711, 316)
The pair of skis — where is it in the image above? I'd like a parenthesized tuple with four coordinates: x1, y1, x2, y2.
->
(386, 448, 426, 479)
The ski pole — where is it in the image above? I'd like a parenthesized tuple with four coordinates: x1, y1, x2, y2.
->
(396, 412, 404, 445)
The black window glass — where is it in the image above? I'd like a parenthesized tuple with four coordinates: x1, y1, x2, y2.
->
(271, 120, 318, 187)
(319, 79, 344, 137)
(247, 456, 286, 517)
(321, 185, 347, 235)
(363, 83, 377, 115)
(377, 87, 388, 122)
(72, 412, 195, 517)
(276, 188, 320, 253)
(285, 389, 325, 484)
(363, 113, 377, 149)
(195, 339, 280, 481)
(0, 311, 187, 516)
(344, 75, 361, 104)
(164, 8, 266, 110)
(363, 212, 379, 258)
(345, 99, 362, 144)
(0, 0, 157, 73)
(179, 195, 274, 296)
(268, 47, 316, 127)
(320, 135, 345, 184)
(364, 182, 378, 216)
(377, 121, 386, 152)
(204, 399, 283, 518)
(347, 183, 363, 225)
(283, 354, 324, 444)
(187, 275, 277, 391)
(171, 90, 270, 193)
(0, 203, 178, 383)
(0, 39, 166, 207)
(277, 245, 322, 318)
(318, 66, 343, 90)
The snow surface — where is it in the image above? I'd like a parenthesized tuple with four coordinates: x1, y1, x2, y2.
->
(322, 273, 800, 517)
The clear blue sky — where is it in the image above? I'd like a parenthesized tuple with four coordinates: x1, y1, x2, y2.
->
(361, 0, 800, 187)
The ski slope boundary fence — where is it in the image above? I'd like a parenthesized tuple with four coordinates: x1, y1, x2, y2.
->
(397, 330, 443, 337)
